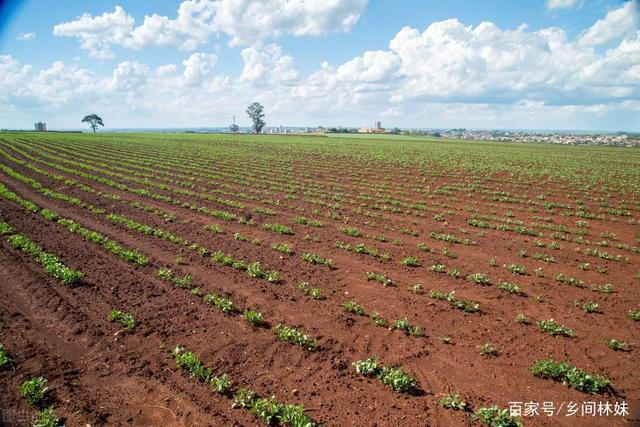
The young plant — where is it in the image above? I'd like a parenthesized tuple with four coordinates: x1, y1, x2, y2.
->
(515, 313, 530, 324)
(394, 318, 422, 336)
(370, 312, 389, 327)
(401, 256, 420, 267)
(271, 243, 292, 255)
(530, 359, 610, 394)
(34, 407, 62, 427)
(0, 344, 11, 367)
(20, 377, 49, 405)
(365, 271, 394, 287)
(467, 273, 491, 285)
(353, 357, 379, 376)
(338, 226, 360, 237)
(628, 309, 640, 321)
(204, 292, 235, 314)
(263, 223, 293, 235)
(243, 310, 268, 328)
(301, 252, 332, 267)
(498, 280, 522, 295)
(377, 366, 418, 393)
(210, 374, 232, 394)
(605, 339, 629, 351)
(475, 406, 523, 427)
(273, 324, 318, 351)
(538, 319, 574, 337)
(342, 300, 366, 316)
(108, 309, 136, 332)
(479, 343, 499, 357)
(438, 393, 469, 411)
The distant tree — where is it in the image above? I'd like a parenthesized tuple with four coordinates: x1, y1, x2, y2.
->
(229, 123, 239, 133)
(82, 114, 104, 133)
(246, 102, 265, 134)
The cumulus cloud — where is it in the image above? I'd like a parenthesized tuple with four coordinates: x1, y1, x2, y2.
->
(182, 52, 218, 86)
(546, 0, 580, 10)
(53, 6, 135, 59)
(578, 1, 639, 46)
(240, 44, 297, 84)
(5, 4, 640, 130)
(17, 32, 36, 41)
(53, 0, 368, 58)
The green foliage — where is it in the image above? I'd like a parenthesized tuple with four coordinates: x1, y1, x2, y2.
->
(263, 223, 293, 235)
(204, 223, 224, 234)
(20, 377, 49, 405)
(34, 407, 62, 427)
(530, 359, 610, 394)
(475, 406, 523, 427)
(243, 310, 268, 328)
(273, 324, 318, 351)
(393, 318, 422, 336)
(377, 366, 418, 393)
(0, 344, 11, 367)
(301, 252, 332, 267)
(515, 313, 530, 324)
(353, 358, 418, 393)
(479, 343, 499, 356)
(628, 309, 640, 321)
(295, 217, 324, 227)
(108, 309, 136, 332)
(342, 299, 366, 316)
(438, 394, 469, 411)
(157, 268, 192, 289)
(8, 234, 83, 285)
(504, 263, 527, 275)
(232, 388, 257, 408)
(605, 339, 629, 351)
(366, 271, 394, 286)
(338, 226, 360, 237)
(210, 374, 232, 394)
(498, 280, 522, 295)
(401, 256, 420, 267)
(204, 292, 235, 313)
(538, 319, 574, 337)
(297, 282, 325, 300)
(354, 357, 379, 376)
(429, 289, 480, 313)
(370, 312, 388, 327)
(467, 272, 491, 285)
(171, 345, 213, 382)
(271, 242, 292, 255)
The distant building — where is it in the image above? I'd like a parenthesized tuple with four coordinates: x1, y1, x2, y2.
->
(375, 120, 382, 130)
(34, 122, 47, 132)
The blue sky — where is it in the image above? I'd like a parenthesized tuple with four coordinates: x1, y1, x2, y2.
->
(1, 0, 639, 131)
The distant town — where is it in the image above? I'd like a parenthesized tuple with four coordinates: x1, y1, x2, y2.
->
(6, 120, 638, 148)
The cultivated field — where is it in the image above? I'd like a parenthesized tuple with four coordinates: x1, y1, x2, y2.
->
(0, 132, 638, 426)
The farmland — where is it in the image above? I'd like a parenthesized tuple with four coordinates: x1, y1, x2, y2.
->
(0, 131, 639, 426)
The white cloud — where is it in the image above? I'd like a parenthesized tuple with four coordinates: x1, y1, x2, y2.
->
(17, 32, 36, 41)
(53, 0, 368, 58)
(336, 50, 400, 82)
(182, 52, 218, 86)
(546, 0, 580, 10)
(5, 4, 640, 131)
(53, 6, 135, 59)
(213, 0, 368, 46)
(110, 61, 149, 92)
(156, 64, 177, 76)
(578, 1, 639, 46)
(240, 44, 297, 84)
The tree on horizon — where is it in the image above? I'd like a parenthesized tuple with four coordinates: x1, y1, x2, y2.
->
(246, 102, 265, 134)
(82, 114, 104, 133)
